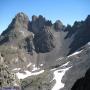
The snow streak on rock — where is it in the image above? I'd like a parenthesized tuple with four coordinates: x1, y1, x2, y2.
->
(68, 50, 83, 58)
(16, 70, 44, 79)
(52, 62, 72, 90)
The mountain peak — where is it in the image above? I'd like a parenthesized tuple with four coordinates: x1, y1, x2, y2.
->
(3, 12, 30, 34)
(13, 12, 30, 29)
(16, 12, 27, 16)
(0, 12, 32, 44)
(86, 15, 90, 20)
(15, 12, 29, 21)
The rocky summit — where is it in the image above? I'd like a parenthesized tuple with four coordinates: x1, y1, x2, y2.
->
(0, 12, 90, 90)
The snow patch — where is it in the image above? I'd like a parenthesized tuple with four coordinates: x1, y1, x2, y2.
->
(27, 63, 32, 68)
(14, 82, 19, 86)
(40, 64, 43, 67)
(60, 61, 70, 67)
(50, 68, 56, 71)
(16, 70, 44, 79)
(88, 42, 90, 45)
(0, 53, 4, 64)
(68, 50, 83, 58)
(32, 64, 40, 72)
(12, 68, 21, 71)
(52, 66, 72, 90)
(56, 57, 64, 61)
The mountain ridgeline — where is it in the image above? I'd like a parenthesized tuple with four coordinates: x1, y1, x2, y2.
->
(65, 15, 90, 55)
(1, 13, 90, 55)
(0, 12, 90, 90)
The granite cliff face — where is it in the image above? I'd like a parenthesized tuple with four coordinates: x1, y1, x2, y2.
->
(54, 20, 65, 31)
(0, 12, 90, 90)
(33, 26, 56, 53)
(65, 15, 90, 55)
(0, 12, 68, 72)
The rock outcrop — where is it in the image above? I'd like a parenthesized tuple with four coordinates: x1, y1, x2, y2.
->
(31, 15, 46, 34)
(65, 15, 90, 55)
(31, 15, 52, 34)
(0, 53, 20, 87)
(54, 20, 65, 31)
(0, 12, 32, 44)
(34, 26, 55, 53)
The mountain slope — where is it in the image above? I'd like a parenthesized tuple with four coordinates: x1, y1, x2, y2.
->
(21, 42, 90, 90)
(0, 12, 70, 73)
(0, 12, 90, 90)
(65, 15, 90, 55)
